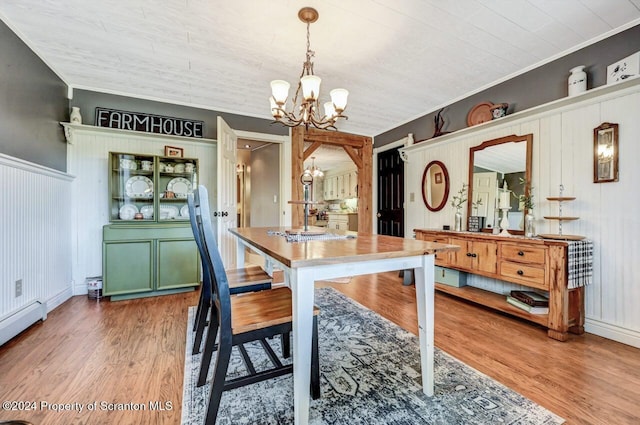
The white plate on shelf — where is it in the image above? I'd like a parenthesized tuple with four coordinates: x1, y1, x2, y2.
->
(140, 205, 154, 219)
(119, 204, 139, 220)
(167, 177, 192, 198)
(159, 204, 180, 220)
(180, 204, 189, 218)
(125, 176, 153, 198)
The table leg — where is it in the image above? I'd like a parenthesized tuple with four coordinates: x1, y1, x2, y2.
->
(236, 239, 245, 268)
(289, 267, 315, 425)
(414, 254, 435, 396)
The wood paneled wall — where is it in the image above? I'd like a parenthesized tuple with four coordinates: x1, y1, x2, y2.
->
(0, 154, 73, 320)
(401, 80, 640, 348)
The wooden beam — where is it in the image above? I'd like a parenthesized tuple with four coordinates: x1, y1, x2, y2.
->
(358, 138, 373, 234)
(290, 126, 373, 233)
(303, 141, 323, 161)
(342, 146, 363, 169)
(304, 128, 369, 147)
(291, 126, 305, 228)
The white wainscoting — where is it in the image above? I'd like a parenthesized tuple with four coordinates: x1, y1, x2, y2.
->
(0, 154, 74, 340)
(65, 124, 217, 295)
(400, 79, 640, 348)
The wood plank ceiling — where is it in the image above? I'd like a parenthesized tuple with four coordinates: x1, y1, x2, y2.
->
(0, 1, 639, 137)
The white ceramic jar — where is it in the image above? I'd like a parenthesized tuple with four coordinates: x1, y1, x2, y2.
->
(568, 66, 587, 96)
(70, 107, 82, 124)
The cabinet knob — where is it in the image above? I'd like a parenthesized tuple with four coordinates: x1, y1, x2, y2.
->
(466, 252, 472, 257)
(517, 270, 524, 275)
(213, 211, 218, 217)
(518, 251, 525, 256)
(376, 212, 382, 218)
(471, 253, 477, 258)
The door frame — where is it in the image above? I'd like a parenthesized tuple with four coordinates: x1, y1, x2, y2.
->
(373, 135, 413, 235)
(235, 130, 291, 227)
(291, 127, 373, 233)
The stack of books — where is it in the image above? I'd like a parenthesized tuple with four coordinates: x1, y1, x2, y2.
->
(506, 290, 549, 314)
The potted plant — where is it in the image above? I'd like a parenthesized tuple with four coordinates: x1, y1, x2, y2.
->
(450, 184, 467, 231)
(513, 178, 535, 237)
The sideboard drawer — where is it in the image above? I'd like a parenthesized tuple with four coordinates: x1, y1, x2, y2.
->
(501, 244, 546, 265)
(500, 261, 547, 289)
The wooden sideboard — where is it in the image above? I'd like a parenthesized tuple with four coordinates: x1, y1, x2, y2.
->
(415, 229, 586, 341)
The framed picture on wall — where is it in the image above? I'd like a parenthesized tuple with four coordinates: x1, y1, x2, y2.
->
(593, 123, 619, 183)
(435, 172, 443, 184)
(164, 145, 184, 158)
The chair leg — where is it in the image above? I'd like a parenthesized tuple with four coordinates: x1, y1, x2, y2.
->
(311, 315, 320, 400)
(281, 331, 291, 359)
(204, 341, 232, 425)
(192, 284, 206, 332)
(192, 298, 211, 355)
(198, 312, 219, 387)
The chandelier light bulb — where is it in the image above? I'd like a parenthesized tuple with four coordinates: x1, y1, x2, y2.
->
(323, 101, 336, 119)
(301, 75, 321, 101)
(330, 88, 349, 112)
(269, 97, 283, 118)
(270, 80, 290, 104)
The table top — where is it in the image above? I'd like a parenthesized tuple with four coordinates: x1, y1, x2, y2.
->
(230, 227, 458, 268)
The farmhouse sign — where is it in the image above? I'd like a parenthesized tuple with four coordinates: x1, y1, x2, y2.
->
(95, 108, 204, 138)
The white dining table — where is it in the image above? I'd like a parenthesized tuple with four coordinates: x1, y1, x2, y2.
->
(229, 227, 458, 425)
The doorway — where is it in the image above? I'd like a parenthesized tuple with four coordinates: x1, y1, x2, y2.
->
(376, 148, 404, 237)
(236, 139, 282, 228)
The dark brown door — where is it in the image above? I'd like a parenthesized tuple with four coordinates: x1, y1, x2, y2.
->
(377, 148, 404, 237)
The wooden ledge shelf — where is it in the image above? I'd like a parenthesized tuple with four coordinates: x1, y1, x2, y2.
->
(436, 283, 548, 327)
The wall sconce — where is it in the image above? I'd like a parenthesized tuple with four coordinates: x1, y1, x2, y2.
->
(593, 122, 619, 183)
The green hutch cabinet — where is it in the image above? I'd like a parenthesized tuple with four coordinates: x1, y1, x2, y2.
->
(103, 152, 200, 300)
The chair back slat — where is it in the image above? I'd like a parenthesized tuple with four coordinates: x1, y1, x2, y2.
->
(195, 185, 232, 335)
(187, 188, 211, 301)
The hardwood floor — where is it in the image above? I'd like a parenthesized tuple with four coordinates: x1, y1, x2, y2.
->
(1, 273, 639, 424)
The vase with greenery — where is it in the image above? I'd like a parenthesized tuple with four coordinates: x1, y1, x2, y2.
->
(450, 184, 467, 231)
(514, 178, 535, 237)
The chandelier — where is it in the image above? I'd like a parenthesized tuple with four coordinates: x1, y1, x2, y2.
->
(269, 7, 348, 130)
(306, 156, 324, 178)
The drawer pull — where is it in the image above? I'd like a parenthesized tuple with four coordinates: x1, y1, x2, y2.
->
(517, 270, 524, 275)
(518, 251, 525, 256)
(466, 252, 472, 257)
(471, 253, 477, 258)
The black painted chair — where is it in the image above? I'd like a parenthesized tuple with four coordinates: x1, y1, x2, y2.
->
(187, 185, 273, 356)
(195, 185, 320, 424)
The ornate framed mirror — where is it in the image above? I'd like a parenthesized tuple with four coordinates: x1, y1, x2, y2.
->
(422, 160, 450, 212)
(467, 134, 533, 232)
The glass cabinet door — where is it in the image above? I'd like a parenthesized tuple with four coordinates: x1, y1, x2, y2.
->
(157, 156, 198, 222)
(109, 152, 155, 222)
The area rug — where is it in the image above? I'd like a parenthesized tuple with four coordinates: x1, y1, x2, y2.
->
(181, 288, 564, 424)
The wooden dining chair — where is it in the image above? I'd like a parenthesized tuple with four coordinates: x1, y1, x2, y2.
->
(187, 185, 273, 356)
(197, 190, 321, 424)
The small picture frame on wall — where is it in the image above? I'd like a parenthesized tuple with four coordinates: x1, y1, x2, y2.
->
(435, 172, 443, 184)
(593, 123, 619, 183)
(164, 145, 184, 158)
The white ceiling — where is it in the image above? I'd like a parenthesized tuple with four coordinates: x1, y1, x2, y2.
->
(1, 1, 639, 142)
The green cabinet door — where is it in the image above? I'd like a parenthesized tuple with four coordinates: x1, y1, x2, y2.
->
(103, 223, 199, 299)
(157, 239, 200, 290)
(103, 240, 154, 295)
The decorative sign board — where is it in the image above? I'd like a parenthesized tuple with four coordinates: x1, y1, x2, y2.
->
(95, 107, 204, 138)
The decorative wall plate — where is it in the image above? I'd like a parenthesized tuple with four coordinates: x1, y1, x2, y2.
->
(467, 102, 494, 126)
(167, 177, 192, 198)
(125, 176, 153, 198)
(119, 204, 139, 220)
(180, 204, 190, 218)
(140, 205, 154, 219)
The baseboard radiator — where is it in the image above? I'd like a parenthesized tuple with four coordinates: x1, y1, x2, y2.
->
(0, 300, 47, 346)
